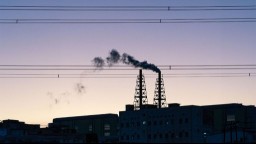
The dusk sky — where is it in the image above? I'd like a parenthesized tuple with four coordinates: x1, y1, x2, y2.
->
(0, 0, 255, 126)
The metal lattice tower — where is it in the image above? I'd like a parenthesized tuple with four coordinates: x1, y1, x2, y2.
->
(134, 69, 148, 110)
(153, 72, 167, 108)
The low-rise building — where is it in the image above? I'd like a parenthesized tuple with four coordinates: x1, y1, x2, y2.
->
(51, 113, 119, 143)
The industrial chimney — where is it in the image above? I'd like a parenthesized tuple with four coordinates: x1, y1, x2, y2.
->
(153, 71, 167, 108)
(133, 69, 148, 110)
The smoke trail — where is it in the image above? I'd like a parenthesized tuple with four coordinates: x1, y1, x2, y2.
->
(121, 53, 160, 73)
(92, 57, 105, 69)
(75, 82, 86, 94)
(106, 49, 121, 66)
(92, 49, 160, 73)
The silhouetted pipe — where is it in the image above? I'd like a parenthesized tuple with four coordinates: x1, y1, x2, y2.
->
(139, 69, 143, 109)
(158, 71, 162, 108)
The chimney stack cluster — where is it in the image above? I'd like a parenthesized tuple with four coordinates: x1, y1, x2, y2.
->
(133, 69, 167, 110)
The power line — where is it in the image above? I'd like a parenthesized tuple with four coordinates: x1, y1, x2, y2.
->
(1, 64, 256, 67)
(1, 18, 256, 24)
(0, 73, 254, 76)
(0, 5, 255, 11)
(0, 64, 256, 71)
(0, 72, 254, 78)
(0, 75, 254, 79)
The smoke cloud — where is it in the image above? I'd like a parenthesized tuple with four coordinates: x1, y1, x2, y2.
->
(92, 49, 160, 73)
(92, 57, 105, 69)
(106, 49, 121, 66)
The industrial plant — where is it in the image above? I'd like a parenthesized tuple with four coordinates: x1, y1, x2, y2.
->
(0, 69, 255, 143)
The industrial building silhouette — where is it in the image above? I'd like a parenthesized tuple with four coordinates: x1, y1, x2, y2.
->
(0, 69, 255, 143)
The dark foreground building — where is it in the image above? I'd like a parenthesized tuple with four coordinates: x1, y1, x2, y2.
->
(119, 103, 256, 143)
(51, 113, 119, 143)
(0, 119, 83, 143)
(0, 104, 255, 143)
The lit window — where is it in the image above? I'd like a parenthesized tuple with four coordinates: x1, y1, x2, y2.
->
(104, 124, 110, 130)
(89, 125, 92, 131)
(143, 121, 146, 125)
(104, 132, 110, 136)
(227, 115, 235, 122)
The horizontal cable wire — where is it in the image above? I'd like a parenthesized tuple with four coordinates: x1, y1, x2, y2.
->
(0, 5, 256, 11)
(1, 18, 256, 24)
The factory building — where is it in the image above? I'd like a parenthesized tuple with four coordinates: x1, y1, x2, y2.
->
(119, 103, 256, 143)
(51, 113, 119, 143)
(118, 69, 256, 143)
(202, 103, 256, 143)
(119, 104, 204, 143)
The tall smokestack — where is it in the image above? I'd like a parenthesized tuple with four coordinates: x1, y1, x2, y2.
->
(154, 71, 167, 108)
(139, 69, 143, 109)
(158, 72, 162, 108)
(134, 69, 148, 110)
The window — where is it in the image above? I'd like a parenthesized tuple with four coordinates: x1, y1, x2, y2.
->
(126, 135, 129, 140)
(153, 134, 157, 139)
(137, 122, 140, 127)
(131, 122, 135, 127)
(143, 121, 146, 125)
(153, 121, 157, 126)
(131, 135, 134, 140)
(148, 121, 151, 126)
(104, 124, 110, 130)
(159, 133, 163, 139)
(120, 123, 124, 128)
(171, 119, 174, 124)
(88, 125, 93, 132)
(121, 136, 124, 140)
(159, 121, 163, 125)
(165, 133, 169, 139)
(171, 133, 175, 138)
(179, 132, 183, 138)
(179, 118, 183, 124)
(148, 134, 151, 139)
(137, 134, 140, 140)
(185, 132, 189, 137)
(104, 132, 110, 136)
(126, 123, 129, 128)
(185, 118, 188, 123)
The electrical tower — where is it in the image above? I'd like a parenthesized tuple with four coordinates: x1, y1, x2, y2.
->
(134, 69, 148, 110)
(153, 72, 167, 108)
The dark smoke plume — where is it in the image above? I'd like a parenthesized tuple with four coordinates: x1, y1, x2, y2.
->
(122, 53, 160, 73)
(92, 57, 105, 69)
(106, 49, 121, 66)
(92, 49, 160, 73)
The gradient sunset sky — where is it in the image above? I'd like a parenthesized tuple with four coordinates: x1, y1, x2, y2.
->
(0, 0, 255, 126)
